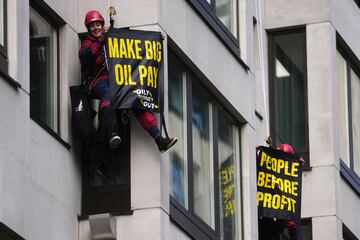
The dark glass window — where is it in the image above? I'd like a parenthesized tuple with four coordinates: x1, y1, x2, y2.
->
(29, 5, 59, 132)
(78, 34, 132, 216)
(269, 28, 309, 167)
(81, 120, 131, 216)
(168, 49, 242, 239)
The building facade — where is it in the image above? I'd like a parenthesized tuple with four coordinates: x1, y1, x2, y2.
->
(0, 0, 359, 239)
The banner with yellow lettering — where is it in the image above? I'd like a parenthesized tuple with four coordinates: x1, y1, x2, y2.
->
(105, 28, 163, 112)
(256, 146, 302, 221)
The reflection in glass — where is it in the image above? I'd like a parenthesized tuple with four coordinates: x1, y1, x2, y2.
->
(215, 0, 237, 36)
(351, 70, 360, 176)
(273, 32, 306, 149)
(336, 52, 350, 167)
(29, 6, 58, 131)
(192, 82, 215, 229)
(169, 50, 188, 208)
(218, 107, 240, 240)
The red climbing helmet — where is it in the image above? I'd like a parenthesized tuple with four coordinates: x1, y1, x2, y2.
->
(84, 10, 105, 27)
(277, 143, 295, 154)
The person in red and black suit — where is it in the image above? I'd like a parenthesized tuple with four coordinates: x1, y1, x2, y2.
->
(79, 10, 177, 152)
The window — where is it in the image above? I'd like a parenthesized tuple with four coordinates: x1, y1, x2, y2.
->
(196, 0, 238, 37)
(268, 28, 309, 168)
(29, 4, 59, 133)
(168, 49, 242, 239)
(212, 0, 238, 36)
(81, 121, 132, 216)
(337, 51, 360, 175)
(217, 107, 241, 239)
(0, 0, 7, 73)
(337, 36, 360, 193)
(77, 34, 132, 217)
(192, 83, 215, 228)
(185, 0, 244, 64)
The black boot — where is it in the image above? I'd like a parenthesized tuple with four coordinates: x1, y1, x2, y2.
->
(155, 136, 178, 153)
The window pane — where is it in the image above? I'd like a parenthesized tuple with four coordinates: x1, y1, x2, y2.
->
(0, 0, 4, 46)
(351, 69, 360, 176)
(218, 107, 240, 240)
(169, 51, 188, 208)
(192, 82, 215, 228)
(215, 0, 237, 36)
(30, 7, 58, 131)
(336, 52, 350, 167)
(273, 31, 306, 149)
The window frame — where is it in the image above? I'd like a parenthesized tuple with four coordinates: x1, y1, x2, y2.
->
(168, 47, 243, 240)
(185, 0, 249, 70)
(268, 26, 310, 170)
(337, 33, 360, 196)
(0, 0, 20, 89)
(29, 0, 67, 144)
(0, 0, 7, 71)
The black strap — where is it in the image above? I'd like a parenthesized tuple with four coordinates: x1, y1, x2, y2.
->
(160, 112, 169, 138)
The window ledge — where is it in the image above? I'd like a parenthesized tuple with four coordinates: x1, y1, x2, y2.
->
(0, 68, 21, 90)
(169, 195, 218, 240)
(31, 117, 71, 149)
(78, 210, 133, 220)
(340, 160, 360, 196)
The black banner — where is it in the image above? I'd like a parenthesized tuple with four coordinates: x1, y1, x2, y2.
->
(105, 28, 163, 112)
(256, 146, 302, 221)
